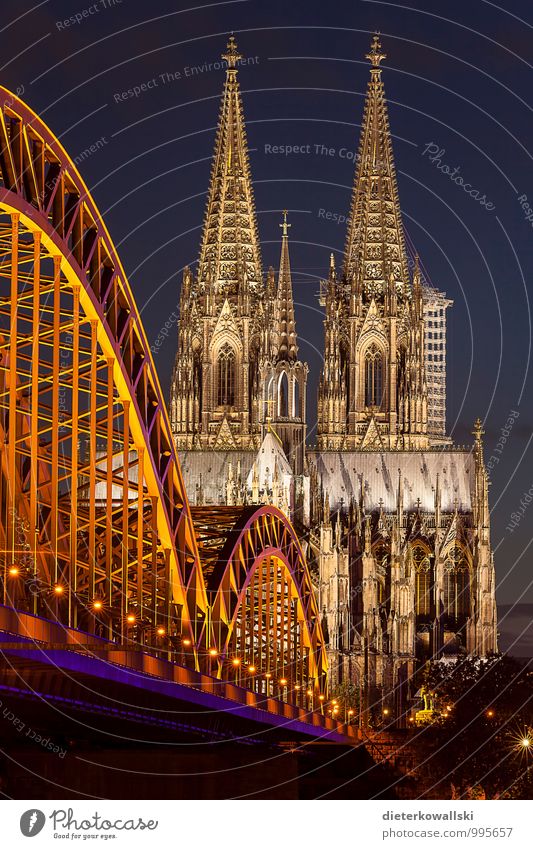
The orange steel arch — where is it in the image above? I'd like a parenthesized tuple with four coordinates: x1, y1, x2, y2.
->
(0, 85, 207, 665)
(0, 86, 327, 697)
(192, 506, 327, 699)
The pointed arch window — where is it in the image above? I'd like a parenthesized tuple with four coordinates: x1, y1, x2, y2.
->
(294, 378, 300, 419)
(365, 343, 384, 407)
(278, 372, 289, 418)
(444, 555, 470, 620)
(413, 545, 432, 617)
(217, 343, 236, 406)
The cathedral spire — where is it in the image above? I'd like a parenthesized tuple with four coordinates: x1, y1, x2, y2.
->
(197, 35, 263, 296)
(342, 34, 410, 300)
(275, 210, 298, 361)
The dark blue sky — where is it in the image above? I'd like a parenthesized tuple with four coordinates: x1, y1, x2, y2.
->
(2, 0, 532, 649)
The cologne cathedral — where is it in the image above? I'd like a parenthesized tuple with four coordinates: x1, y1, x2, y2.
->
(170, 35, 498, 718)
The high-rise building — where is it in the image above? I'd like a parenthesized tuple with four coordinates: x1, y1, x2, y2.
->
(423, 287, 452, 441)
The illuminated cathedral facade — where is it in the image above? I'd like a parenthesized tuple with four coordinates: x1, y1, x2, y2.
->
(170, 35, 498, 720)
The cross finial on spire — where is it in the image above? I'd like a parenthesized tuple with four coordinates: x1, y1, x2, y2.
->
(366, 33, 386, 68)
(280, 209, 291, 238)
(223, 33, 243, 69)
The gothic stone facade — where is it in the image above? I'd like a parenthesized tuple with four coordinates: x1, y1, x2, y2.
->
(169, 35, 498, 718)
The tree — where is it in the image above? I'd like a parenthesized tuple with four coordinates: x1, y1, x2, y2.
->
(331, 680, 359, 721)
(422, 654, 533, 798)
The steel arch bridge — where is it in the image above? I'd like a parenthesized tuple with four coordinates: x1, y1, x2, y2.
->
(0, 86, 328, 720)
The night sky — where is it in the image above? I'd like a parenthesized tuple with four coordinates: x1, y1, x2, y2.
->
(2, 0, 532, 653)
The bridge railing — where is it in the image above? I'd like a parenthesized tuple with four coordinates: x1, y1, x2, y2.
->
(0, 603, 355, 739)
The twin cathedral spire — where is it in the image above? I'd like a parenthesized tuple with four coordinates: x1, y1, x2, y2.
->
(170, 35, 497, 688)
(170, 34, 449, 459)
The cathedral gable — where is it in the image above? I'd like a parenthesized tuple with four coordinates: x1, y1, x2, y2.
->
(356, 299, 388, 363)
(360, 416, 385, 450)
(211, 298, 241, 349)
(213, 416, 238, 449)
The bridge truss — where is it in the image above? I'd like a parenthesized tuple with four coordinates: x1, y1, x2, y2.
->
(0, 86, 327, 704)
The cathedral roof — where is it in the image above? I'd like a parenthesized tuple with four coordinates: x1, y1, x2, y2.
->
(247, 429, 293, 486)
(197, 36, 263, 296)
(308, 449, 475, 513)
(179, 449, 256, 505)
(342, 35, 410, 300)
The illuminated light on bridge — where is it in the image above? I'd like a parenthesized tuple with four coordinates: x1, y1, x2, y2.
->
(0, 84, 341, 742)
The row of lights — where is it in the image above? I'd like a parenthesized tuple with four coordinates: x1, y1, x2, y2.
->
(8, 570, 333, 706)
(9, 571, 340, 711)
(327, 699, 356, 719)
(7, 571, 161, 619)
(8, 574, 172, 638)
(10, 577, 172, 639)
(228, 656, 310, 690)
(9, 573, 330, 695)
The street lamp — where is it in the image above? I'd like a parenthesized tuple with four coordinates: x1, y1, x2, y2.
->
(510, 729, 533, 755)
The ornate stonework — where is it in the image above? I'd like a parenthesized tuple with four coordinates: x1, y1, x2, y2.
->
(170, 35, 498, 723)
(313, 37, 497, 722)
(317, 36, 430, 451)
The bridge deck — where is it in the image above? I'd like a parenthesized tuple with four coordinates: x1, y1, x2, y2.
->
(0, 605, 357, 745)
